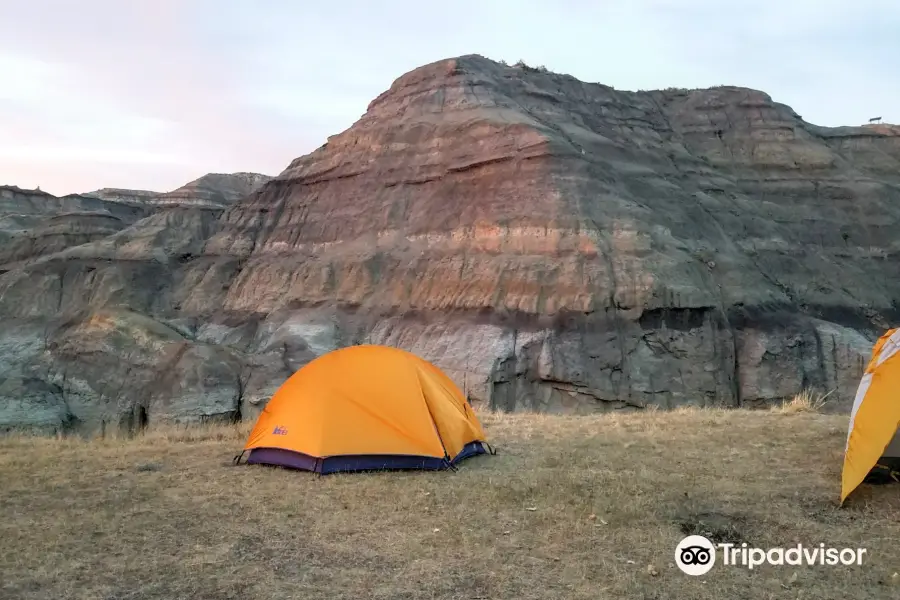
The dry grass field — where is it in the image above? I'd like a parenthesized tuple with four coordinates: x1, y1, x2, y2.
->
(2, 406, 899, 600)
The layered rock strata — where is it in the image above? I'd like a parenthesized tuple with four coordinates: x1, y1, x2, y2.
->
(2, 55, 898, 435)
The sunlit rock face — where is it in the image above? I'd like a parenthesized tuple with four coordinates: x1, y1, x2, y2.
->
(2, 55, 899, 434)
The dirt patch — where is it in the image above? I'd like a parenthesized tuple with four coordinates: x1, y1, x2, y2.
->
(135, 462, 163, 472)
(676, 510, 751, 544)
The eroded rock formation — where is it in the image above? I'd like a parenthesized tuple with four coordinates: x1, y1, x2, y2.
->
(84, 172, 273, 209)
(2, 55, 898, 435)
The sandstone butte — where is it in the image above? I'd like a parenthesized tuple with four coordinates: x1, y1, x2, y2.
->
(1, 54, 899, 436)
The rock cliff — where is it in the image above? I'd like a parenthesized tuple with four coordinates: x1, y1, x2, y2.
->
(84, 172, 274, 209)
(0, 185, 150, 267)
(2, 55, 898, 435)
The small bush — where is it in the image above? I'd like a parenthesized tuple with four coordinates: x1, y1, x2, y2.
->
(513, 59, 540, 73)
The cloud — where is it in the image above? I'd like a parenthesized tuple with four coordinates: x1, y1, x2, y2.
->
(0, 54, 175, 149)
(0, 1, 318, 194)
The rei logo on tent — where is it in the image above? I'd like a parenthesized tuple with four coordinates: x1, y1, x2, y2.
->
(272, 426, 288, 435)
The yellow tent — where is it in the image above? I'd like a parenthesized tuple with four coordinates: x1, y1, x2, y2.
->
(841, 328, 900, 503)
(235, 344, 492, 473)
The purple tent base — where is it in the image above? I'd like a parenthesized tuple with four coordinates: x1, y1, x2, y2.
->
(246, 440, 487, 474)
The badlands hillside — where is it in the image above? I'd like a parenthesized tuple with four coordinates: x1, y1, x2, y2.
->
(1, 54, 899, 436)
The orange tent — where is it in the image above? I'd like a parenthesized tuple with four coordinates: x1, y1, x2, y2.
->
(841, 328, 900, 503)
(235, 345, 492, 473)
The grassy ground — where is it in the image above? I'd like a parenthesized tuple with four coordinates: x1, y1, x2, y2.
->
(1, 407, 899, 600)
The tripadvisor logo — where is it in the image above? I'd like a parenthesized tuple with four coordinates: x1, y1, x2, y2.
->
(675, 535, 716, 575)
(675, 535, 868, 575)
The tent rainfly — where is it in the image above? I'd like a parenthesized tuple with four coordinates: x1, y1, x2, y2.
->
(234, 345, 493, 473)
(841, 328, 900, 503)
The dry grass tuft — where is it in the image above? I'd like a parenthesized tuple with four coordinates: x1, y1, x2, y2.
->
(1, 408, 899, 599)
(774, 388, 836, 414)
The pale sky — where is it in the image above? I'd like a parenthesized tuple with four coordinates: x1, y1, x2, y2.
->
(1, 0, 897, 196)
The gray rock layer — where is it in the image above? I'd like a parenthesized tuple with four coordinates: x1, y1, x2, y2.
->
(1, 55, 898, 435)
